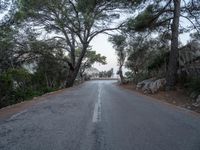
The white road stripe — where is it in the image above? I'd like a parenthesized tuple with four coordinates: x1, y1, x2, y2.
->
(92, 83, 102, 123)
(8, 109, 28, 121)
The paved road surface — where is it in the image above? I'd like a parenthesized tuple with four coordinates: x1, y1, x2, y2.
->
(0, 80, 200, 150)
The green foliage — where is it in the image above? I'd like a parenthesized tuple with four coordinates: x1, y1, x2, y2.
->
(147, 52, 169, 71)
(0, 68, 32, 108)
(0, 46, 68, 108)
(8, 68, 31, 84)
(99, 68, 114, 78)
(107, 68, 114, 78)
(83, 49, 107, 66)
(0, 73, 13, 98)
(79, 48, 107, 78)
(132, 72, 150, 83)
(34, 49, 69, 88)
(125, 71, 135, 82)
(109, 35, 126, 48)
(0, 20, 69, 108)
(125, 1, 176, 32)
(16, 0, 125, 87)
(109, 34, 127, 83)
(109, 35, 126, 68)
(124, 0, 200, 88)
(185, 77, 200, 99)
(0, 26, 15, 73)
(125, 71, 133, 79)
(0, 67, 62, 108)
(124, 32, 171, 80)
(127, 5, 156, 31)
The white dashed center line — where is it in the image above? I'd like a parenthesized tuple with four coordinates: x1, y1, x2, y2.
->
(92, 83, 102, 123)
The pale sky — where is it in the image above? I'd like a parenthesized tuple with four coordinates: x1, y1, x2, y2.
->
(91, 34, 118, 73)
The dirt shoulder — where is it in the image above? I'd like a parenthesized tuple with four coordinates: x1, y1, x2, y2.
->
(120, 83, 200, 114)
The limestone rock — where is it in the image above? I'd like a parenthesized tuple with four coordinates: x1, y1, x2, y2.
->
(137, 78, 166, 94)
(192, 95, 200, 107)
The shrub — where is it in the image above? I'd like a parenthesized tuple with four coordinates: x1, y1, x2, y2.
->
(184, 77, 200, 99)
(0, 73, 13, 108)
(132, 72, 150, 84)
(0, 68, 39, 108)
(0, 68, 60, 108)
(7, 68, 31, 89)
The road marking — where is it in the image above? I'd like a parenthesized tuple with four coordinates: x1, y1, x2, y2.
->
(8, 109, 28, 121)
(92, 83, 102, 123)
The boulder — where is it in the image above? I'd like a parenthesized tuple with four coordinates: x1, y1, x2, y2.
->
(136, 78, 155, 90)
(142, 82, 152, 94)
(192, 95, 200, 107)
(150, 78, 166, 94)
(190, 91, 199, 99)
(137, 78, 166, 94)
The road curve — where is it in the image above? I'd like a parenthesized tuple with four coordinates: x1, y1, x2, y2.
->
(0, 80, 200, 150)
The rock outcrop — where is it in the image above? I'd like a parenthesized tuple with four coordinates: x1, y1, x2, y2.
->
(192, 95, 200, 107)
(178, 40, 200, 77)
(137, 78, 166, 94)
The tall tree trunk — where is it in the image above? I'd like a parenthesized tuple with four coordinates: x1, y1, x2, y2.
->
(119, 66, 125, 84)
(166, 0, 181, 90)
(65, 44, 88, 87)
(45, 72, 50, 88)
(65, 69, 78, 87)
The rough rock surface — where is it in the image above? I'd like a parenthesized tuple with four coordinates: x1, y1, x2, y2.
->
(193, 95, 200, 107)
(137, 78, 166, 94)
(179, 41, 200, 66)
(178, 40, 200, 77)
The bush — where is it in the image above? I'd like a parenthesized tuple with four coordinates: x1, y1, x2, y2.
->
(0, 73, 13, 108)
(40, 87, 57, 93)
(132, 72, 150, 84)
(0, 68, 61, 108)
(184, 77, 200, 99)
(0, 68, 53, 108)
(0, 73, 13, 95)
(0, 68, 32, 108)
(147, 52, 169, 71)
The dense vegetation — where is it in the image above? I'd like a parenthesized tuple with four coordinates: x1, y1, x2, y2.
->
(99, 68, 114, 78)
(107, 0, 200, 100)
(0, 0, 200, 108)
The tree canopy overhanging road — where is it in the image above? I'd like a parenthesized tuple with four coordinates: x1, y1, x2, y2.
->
(1, 0, 200, 109)
(0, 80, 200, 150)
(0, 1, 200, 149)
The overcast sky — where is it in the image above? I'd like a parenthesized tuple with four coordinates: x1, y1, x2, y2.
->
(91, 34, 118, 73)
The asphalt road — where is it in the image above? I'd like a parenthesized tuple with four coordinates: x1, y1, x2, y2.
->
(0, 80, 200, 150)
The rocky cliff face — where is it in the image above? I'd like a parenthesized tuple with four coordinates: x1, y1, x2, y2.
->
(179, 41, 200, 66)
(178, 40, 200, 77)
